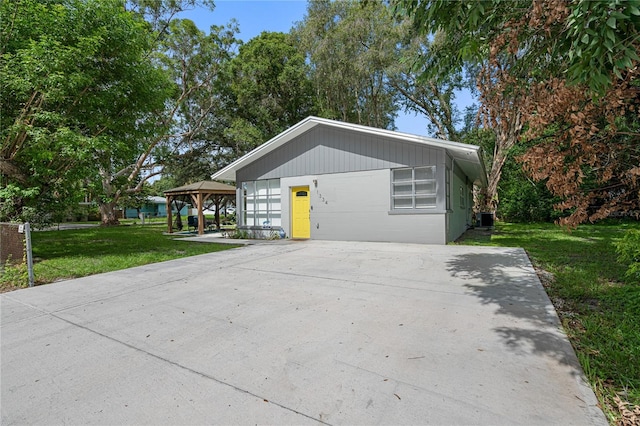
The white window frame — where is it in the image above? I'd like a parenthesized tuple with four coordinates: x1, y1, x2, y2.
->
(391, 166, 437, 210)
(242, 179, 281, 227)
(445, 167, 451, 211)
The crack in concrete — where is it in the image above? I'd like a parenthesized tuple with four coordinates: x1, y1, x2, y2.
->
(3, 298, 332, 425)
(233, 264, 467, 297)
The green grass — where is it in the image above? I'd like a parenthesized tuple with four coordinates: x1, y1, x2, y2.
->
(0, 223, 239, 290)
(456, 221, 640, 424)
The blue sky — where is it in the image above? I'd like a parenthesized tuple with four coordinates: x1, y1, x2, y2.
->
(179, 0, 475, 137)
(180, 1, 308, 41)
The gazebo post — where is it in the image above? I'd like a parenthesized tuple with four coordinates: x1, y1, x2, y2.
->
(166, 196, 173, 234)
(197, 192, 205, 235)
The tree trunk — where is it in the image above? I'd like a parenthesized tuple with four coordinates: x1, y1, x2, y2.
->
(476, 125, 519, 214)
(173, 200, 184, 231)
(476, 90, 523, 214)
(213, 195, 226, 230)
(479, 145, 508, 213)
(0, 159, 29, 184)
(214, 200, 221, 230)
(99, 201, 120, 226)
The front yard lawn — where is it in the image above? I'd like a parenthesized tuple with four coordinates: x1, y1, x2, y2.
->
(0, 223, 238, 292)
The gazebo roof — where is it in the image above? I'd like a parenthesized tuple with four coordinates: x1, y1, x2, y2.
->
(163, 180, 236, 195)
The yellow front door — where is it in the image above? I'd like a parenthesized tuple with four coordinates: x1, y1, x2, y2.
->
(291, 186, 310, 239)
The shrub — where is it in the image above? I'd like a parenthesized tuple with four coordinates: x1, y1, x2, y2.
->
(498, 178, 558, 223)
(616, 229, 640, 283)
(0, 257, 28, 289)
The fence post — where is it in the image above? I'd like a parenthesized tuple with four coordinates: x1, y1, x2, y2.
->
(24, 222, 34, 287)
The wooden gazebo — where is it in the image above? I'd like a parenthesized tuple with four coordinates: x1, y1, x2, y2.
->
(164, 181, 236, 235)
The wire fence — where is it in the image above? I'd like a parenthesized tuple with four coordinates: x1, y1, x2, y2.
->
(1, 223, 25, 266)
(1, 222, 35, 287)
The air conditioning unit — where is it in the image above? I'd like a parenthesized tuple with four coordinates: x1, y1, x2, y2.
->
(477, 212, 494, 228)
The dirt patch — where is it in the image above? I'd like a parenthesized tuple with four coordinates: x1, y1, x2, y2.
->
(454, 227, 495, 244)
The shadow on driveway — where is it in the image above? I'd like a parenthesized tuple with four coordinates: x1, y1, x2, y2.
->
(446, 249, 580, 369)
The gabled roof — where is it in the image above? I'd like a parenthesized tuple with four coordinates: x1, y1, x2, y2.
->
(211, 116, 487, 186)
(163, 180, 236, 195)
(147, 196, 168, 204)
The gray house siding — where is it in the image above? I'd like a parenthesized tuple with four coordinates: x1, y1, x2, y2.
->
(280, 170, 447, 244)
(236, 126, 442, 183)
(232, 122, 481, 244)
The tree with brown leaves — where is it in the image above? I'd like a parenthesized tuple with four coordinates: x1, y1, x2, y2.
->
(394, 0, 639, 224)
(521, 71, 639, 226)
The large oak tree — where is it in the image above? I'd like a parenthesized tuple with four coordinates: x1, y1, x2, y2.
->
(1, 0, 172, 225)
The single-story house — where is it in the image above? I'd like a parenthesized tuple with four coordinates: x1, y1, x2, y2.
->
(211, 117, 487, 244)
(124, 196, 188, 219)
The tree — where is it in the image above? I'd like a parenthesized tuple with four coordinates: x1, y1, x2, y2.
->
(389, 66, 462, 141)
(394, 1, 531, 213)
(520, 72, 639, 226)
(227, 31, 317, 152)
(492, 137, 559, 223)
(294, 0, 400, 129)
(393, 0, 640, 220)
(393, 0, 639, 93)
(1, 0, 171, 225)
(0, 0, 238, 226)
(90, 17, 240, 224)
(476, 57, 526, 213)
(388, 31, 471, 141)
(128, 0, 214, 35)
(293, 1, 469, 140)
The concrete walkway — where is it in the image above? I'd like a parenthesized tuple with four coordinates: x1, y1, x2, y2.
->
(1, 241, 606, 425)
(36, 223, 100, 231)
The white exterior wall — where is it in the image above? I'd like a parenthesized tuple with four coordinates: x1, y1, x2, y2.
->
(280, 170, 447, 244)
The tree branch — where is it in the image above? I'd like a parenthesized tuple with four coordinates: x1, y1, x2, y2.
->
(0, 159, 29, 184)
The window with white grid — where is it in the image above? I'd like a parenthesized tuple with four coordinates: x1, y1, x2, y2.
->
(243, 179, 281, 226)
(391, 166, 437, 210)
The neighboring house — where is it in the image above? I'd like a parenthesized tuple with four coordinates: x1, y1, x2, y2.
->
(124, 196, 188, 219)
(212, 117, 487, 244)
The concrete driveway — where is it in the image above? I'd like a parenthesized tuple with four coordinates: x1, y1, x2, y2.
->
(1, 241, 606, 425)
